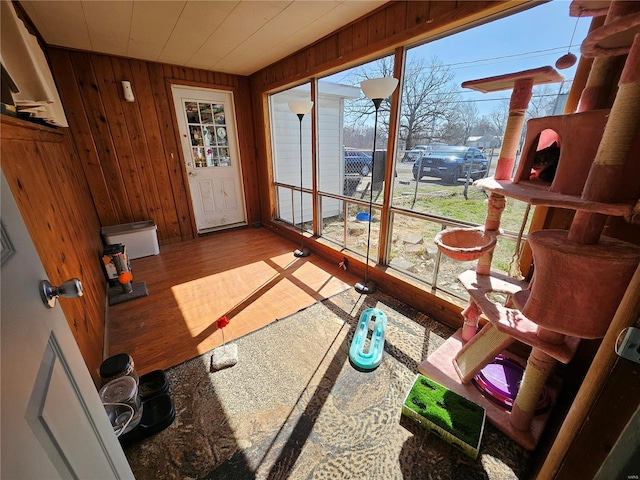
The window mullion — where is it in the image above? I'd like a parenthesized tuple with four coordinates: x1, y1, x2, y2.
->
(311, 78, 320, 237)
(378, 46, 406, 266)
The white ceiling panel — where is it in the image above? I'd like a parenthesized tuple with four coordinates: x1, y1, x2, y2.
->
(20, 1, 92, 52)
(323, 1, 384, 32)
(82, 1, 133, 56)
(158, 1, 238, 66)
(204, 1, 345, 73)
(234, 1, 334, 51)
(21, 0, 388, 76)
(194, 1, 287, 67)
(128, 1, 186, 61)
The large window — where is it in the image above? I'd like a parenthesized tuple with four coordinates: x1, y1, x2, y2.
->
(268, 2, 588, 302)
(268, 68, 394, 241)
(387, 1, 587, 299)
(270, 84, 313, 232)
(318, 57, 395, 259)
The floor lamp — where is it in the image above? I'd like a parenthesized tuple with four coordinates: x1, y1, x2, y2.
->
(354, 77, 399, 294)
(288, 99, 314, 257)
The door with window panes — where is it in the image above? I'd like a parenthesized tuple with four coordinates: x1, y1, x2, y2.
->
(171, 85, 246, 233)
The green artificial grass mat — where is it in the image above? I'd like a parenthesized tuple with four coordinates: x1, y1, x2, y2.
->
(404, 375, 484, 448)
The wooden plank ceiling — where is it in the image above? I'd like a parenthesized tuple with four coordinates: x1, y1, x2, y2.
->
(20, 0, 388, 75)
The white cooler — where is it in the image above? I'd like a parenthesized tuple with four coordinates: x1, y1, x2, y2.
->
(101, 221, 159, 260)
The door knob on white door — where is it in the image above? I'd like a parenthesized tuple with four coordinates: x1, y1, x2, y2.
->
(40, 278, 83, 308)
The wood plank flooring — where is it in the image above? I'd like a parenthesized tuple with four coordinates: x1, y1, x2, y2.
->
(107, 228, 359, 375)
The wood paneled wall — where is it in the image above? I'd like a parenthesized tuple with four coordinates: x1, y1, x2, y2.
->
(46, 48, 260, 245)
(1, 116, 106, 383)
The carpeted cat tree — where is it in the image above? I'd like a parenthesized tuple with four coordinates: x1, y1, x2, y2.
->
(420, 0, 640, 450)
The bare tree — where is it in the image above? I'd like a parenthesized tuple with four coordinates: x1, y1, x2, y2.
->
(475, 118, 496, 136)
(526, 84, 561, 121)
(399, 57, 460, 148)
(486, 99, 510, 136)
(343, 56, 395, 149)
(344, 56, 460, 150)
(439, 101, 479, 146)
(459, 101, 479, 145)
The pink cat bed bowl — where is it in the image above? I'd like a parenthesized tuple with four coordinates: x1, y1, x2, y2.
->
(434, 228, 497, 262)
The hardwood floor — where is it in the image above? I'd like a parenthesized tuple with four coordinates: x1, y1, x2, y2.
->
(107, 228, 359, 375)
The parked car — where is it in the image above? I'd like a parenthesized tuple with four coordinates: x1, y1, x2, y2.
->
(401, 145, 432, 163)
(344, 148, 372, 176)
(412, 146, 488, 184)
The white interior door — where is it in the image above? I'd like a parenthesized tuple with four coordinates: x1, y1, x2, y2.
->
(171, 85, 247, 233)
(0, 173, 134, 479)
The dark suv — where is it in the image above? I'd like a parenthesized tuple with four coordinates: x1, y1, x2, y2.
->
(412, 146, 488, 184)
(344, 148, 372, 176)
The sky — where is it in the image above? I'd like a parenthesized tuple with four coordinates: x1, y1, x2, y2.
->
(410, 0, 591, 116)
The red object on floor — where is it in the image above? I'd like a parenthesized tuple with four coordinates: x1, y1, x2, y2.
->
(216, 316, 230, 329)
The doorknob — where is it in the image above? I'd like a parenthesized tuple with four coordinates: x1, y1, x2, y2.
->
(40, 278, 84, 308)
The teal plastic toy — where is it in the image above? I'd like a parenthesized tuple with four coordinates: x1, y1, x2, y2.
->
(349, 308, 388, 370)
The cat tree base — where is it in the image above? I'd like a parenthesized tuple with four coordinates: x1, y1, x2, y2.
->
(419, 329, 560, 451)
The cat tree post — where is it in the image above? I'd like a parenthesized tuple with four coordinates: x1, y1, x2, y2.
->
(476, 77, 532, 278)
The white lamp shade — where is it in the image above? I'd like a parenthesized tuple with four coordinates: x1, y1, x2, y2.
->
(288, 100, 314, 115)
(360, 77, 399, 100)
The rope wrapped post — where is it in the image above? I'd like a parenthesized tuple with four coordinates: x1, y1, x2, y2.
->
(510, 347, 557, 431)
(478, 77, 531, 275)
(460, 301, 482, 342)
(577, 54, 626, 111)
(476, 79, 531, 274)
(476, 194, 506, 276)
(493, 77, 534, 181)
(112, 252, 133, 294)
(575, 0, 637, 112)
(570, 30, 640, 244)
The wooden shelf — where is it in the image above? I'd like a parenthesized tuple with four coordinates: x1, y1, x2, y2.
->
(458, 269, 581, 364)
(475, 177, 635, 217)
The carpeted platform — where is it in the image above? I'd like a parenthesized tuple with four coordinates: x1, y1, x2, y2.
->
(124, 288, 533, 479)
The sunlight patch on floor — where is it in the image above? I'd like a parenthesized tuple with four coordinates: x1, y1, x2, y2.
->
(171, 259, 279, 336)
(291, 261, 351, 296)
(198, 309, 351, 477)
